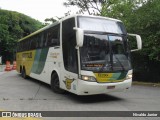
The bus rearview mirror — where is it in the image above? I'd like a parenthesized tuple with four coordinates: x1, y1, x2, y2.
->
(128, 33, 142, 52)
(74, 28, 84, 47)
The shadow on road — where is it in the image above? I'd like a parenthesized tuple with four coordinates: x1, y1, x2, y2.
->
(66, 93, 123, 104)
(20, 74, 123, 103)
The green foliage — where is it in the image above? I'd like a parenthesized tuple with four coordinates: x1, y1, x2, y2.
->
(44, 17, 59, 25)
(0, 9, 43, 63)
(63, 0, 101, 15)
(133, 0, 160, 61)
(101, 0, 160, 61)
(132, 0, 160, 82)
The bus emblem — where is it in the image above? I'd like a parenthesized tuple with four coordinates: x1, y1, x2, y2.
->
(63, 77, 74, 90)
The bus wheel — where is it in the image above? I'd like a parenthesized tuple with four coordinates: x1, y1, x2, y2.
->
(22, 68, 27, 79)
(51, 73, 65, 94)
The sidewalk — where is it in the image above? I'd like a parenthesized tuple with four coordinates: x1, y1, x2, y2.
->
(0, 65, 6, 75)
(0, 72, 6, 76)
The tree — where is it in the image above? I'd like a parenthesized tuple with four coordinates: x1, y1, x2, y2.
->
(0, 9, 43, 63)
(126, 0, 160, 61)
(63, 0, 146, 16)
(44, 17, 59, 25)
(63, 0, 102, 15)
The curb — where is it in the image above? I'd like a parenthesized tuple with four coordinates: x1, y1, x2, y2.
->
(133, 81, 160, 87)
(0, 72, 6, 76)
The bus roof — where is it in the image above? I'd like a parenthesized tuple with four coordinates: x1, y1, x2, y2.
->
(18, 14, 122, 42)
(61, 14, 122, 22)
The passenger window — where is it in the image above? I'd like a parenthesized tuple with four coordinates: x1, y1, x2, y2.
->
(47, 24, 60, 46)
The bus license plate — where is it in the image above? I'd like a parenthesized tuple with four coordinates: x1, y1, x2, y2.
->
(107, 86, 115, 89)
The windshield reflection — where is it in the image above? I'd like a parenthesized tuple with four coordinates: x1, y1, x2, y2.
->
(80, 33, 131, 72)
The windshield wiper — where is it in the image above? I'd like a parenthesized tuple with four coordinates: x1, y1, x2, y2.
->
(113, 54, 125, 71)
(99, 55, 112, 72)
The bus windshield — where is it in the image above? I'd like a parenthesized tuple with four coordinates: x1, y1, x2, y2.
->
(78, 16, 131, 72)
(80, 33, 132, 72)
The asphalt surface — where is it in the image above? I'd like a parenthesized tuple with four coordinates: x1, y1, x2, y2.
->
(0, 70, 160, 120)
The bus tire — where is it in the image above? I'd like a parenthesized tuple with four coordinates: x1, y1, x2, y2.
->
(22, 68, 27, 79)
(51, 73, 65, 94)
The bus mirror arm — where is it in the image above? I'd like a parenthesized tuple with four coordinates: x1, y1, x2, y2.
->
(73, 27, 84, 48)
(128, 33, 142, 52)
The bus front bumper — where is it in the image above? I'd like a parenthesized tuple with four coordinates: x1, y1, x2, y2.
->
(76, 79, 132, 95)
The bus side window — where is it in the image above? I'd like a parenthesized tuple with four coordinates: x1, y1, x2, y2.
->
(39, 33, 44, 48)
(24, 40, 29, 51)
(52, 25, 60, 46)
(21, 41, 24, 51)
(43, 32, 48, 47)
(30, 36, 37, 50)
(18, 42, 20, 52)
(47, 24, 60, 47)
(34, 36, 37, 49)
(28, 38, 31, 50)
(25, 40, 28, 51)
(35, 35, 40, 49)
(17, 42, 20, 52)
(20, 42, 23, 52)
(24, 40, 26, 51)
(47, 30, 52, 46)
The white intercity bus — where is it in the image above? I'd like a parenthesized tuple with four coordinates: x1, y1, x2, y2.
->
(16, 15, 142, 95)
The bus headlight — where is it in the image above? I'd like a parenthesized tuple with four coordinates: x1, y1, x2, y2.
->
(81, 75, 96, 82)
(126, 74, 132, 79)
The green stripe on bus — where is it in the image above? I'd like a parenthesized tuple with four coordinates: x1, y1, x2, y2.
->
(117, 72, 127, 80)
(31, 48, 49, 74)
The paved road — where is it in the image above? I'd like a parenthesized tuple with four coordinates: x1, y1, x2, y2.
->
(0, 71, 160, 120)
